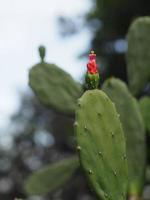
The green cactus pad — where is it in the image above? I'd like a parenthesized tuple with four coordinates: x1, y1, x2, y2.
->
(29, 62, 83, 115)
(139, 96, 150, 133)
(25, 156, 79, 195)
(102, 78, 146, 196)
(75, 89, 128, 200)
(126, 17, 150, 95)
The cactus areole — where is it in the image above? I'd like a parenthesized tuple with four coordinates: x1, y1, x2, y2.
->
(85, 51, 100, 89)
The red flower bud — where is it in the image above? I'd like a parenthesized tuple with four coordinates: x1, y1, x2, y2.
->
(87, 50, 98, 74)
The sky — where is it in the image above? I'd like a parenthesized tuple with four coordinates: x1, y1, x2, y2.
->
(0, 0, 92, 129)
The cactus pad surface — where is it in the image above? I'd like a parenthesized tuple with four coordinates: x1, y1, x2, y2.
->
(25, 156, 79, 195)
(139, 96, 150, 133)
(29, 62, 83, 115)
(127, 17, 150, 95)
(102, 78, 146, 196)
(75, 89, 128, 200)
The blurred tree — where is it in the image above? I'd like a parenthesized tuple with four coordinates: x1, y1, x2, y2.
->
(58, 0, 150, 81)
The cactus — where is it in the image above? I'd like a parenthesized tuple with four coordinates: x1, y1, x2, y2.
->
(29, 46, 83, 116)
(139, 96, 150, 133)
(75, 89, 128, 200)
(102, 78, 146, 197)
(126, 17, 150, 95)
(25, 156, 79, 195)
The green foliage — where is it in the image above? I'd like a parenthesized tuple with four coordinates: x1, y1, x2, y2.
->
(75, 89, 128, 200)
(25, 156, 79, 195)
(127, 17, 150, 95)
(102, 78, 146, 196)
(29, 60, 83, 116)
(139, 96, 150, 133)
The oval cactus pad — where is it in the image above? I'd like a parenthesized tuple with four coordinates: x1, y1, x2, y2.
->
(75, 89, 128, 200)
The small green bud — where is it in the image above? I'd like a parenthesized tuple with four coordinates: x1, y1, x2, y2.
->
(38, 45, 46, 62)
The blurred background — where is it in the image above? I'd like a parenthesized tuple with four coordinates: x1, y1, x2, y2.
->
(0, 0, 150, 199)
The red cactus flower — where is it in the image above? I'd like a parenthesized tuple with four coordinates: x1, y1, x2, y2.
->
(87, 50, 98, 74)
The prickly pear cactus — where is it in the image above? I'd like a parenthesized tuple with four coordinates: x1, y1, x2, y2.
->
(102, 78, 146, 197)
(139, 96, 150, 133)
(29, 46, 83, 115)
(25, 156, 79, 195)
(127, 17, 150, 95)
(75, 89, 128, 200)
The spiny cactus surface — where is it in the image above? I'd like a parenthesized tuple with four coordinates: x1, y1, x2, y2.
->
(139, 96, 150, 133)
(25, 156, 79, 195)
(29, 47, 83, 115)
(102, 78, 146, 197)
(75, 89, 128, 200)
(126, 17, 150, 95)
